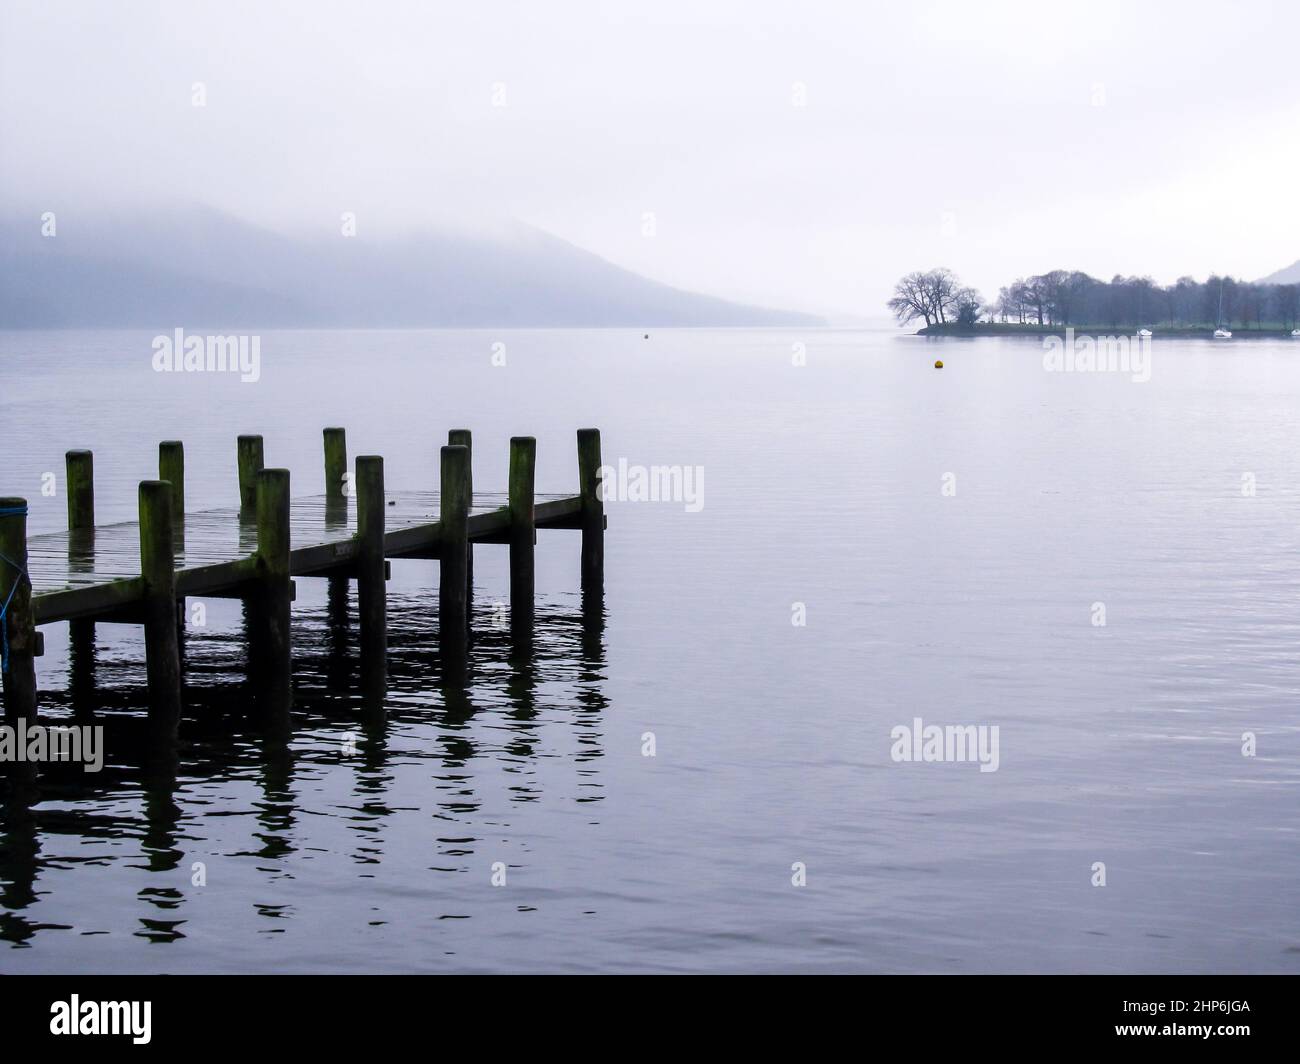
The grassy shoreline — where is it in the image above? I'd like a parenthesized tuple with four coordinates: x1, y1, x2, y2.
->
(916, 322, 1300, 338)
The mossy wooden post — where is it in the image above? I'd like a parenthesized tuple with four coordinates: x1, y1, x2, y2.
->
(158, 441, 185, 531)
(158, 440, 187, 647)
(66, 450, 95, 534)
(324, 427, 348, 514)
(322, 427, 351, 661)
(65, 451, 97, 713)
(577, 428, 605, 590)
(1, 499, 38, 777)
(138, 481, 182, 735)
(448, 429, 473, 614)
(439, 444, 470, 658)
(252, 468, 292, 725)
(356, 455, 386, 690)
(237, 434, 265, 517)
(509, 436, 536, 636)
(323, 428, 351, 656)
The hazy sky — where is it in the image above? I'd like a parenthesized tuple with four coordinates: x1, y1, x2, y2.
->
(3, 0, 1298, 317)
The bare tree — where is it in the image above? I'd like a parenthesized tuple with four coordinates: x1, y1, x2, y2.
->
(923, 268, 959, 325)
(886, 271, 936, 327)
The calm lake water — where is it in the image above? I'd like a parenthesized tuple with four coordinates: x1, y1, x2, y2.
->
(2, 326, 1299, 973)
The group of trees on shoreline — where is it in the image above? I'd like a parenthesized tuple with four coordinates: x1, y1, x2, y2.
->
(885, 268, 983, 327)
(888, 268, 1300, 330)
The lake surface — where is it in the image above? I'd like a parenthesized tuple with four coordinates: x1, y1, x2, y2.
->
(1, 326, 1299, 973)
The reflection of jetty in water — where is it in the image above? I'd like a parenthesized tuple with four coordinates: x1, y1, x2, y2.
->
(0, 584, 608, 948)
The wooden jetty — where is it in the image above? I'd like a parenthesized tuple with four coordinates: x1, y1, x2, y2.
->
(0, 427, 606, 747)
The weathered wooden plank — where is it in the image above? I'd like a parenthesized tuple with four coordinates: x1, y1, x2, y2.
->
(26, 490, 585, 622)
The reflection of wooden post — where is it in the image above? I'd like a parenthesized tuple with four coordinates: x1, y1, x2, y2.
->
(356, 455, 386, 691)
(509, 437, 536, 637)
(439, 445, 469, 658)
(65, 451, 97, 713)
(139, 481, 182, 734)
(577, 428, 604, 591)
(448, 429, 473, 618)
(237, 435, 264, 517)
(0, 499, 38, 777)
(252, 468, 292, 725)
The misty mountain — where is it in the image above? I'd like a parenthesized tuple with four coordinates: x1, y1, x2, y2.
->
(0, 207, 821, 328)
(1259, 260, 1300, 285)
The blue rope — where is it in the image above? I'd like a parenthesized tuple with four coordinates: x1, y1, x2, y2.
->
(0, 504, 31, 674)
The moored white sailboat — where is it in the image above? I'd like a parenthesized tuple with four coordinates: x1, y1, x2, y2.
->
(1213, 277, 1232, 338)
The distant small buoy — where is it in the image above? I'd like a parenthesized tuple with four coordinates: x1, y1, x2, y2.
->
(934, 360, 943, 369)
(388, 500, 396, 506)
(644, 333, 650, 339)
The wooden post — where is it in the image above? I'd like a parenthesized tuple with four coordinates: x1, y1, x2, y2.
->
(448, 429, 473, 623)
(237, 435, 265, 516)
(324, 428, 348, 510)
(0, 500, 38, 764)
(509, 436, 536, 636)
(251, 468, 292, 724)
(355, 455, 386, 689)
(65, 451, 97, 716)
(439, 444, 470, 657)
(158, 441, 185, 530)
(577, 428, 604, 590)
(323, 428, 350, 666)
(158, 439, 187, 648)
(138, 481, 182, 734)
(66, 450, 95, 533)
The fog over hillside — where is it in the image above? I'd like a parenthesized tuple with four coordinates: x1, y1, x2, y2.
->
(1259, 260, 1300, 286)
(0, 207, 821, 328)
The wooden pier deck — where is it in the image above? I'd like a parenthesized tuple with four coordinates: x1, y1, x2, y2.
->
(26, 490, 586, 626)
(0, 427, 606, 767)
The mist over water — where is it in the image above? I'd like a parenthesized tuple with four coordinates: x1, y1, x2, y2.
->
(2, 327, 1298, 973)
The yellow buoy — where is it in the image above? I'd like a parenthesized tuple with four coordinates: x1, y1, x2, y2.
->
(934, 360, 943, 368)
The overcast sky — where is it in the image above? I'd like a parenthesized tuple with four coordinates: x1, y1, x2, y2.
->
(3, 0, 1298, 317)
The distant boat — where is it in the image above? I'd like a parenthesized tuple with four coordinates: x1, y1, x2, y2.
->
(1292, 329, 1300, 337)
(1213, 278, 1232, 339)
(1137, 328, 1153, 338)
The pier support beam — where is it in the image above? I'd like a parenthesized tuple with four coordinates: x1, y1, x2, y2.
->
(439, 444, 470, 661)
(237, 434, 265, 517)
(322, 427, 351, 681)
(577, 428, 604, 592)
(159, 440, 186, 649)
(65, 451, 97, 715)
(324, 427, 348, 514)
(1, 498, 38, 784)
(138, 481, 182, 736)
(356, 455, 386, 693)
(323, 428, 351, 674)
(66, 450, 95, 533)
(448, 428, 473, 625)
(158, 441, 185, 533)
(509, 436, 536, 638)
(251, 468, 292, 727)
